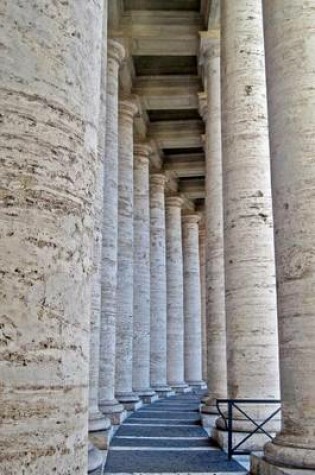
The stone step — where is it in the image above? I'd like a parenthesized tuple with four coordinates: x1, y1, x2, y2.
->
(115, 425, 207, 438)
(111, 437, 216, 448)
(127, 413, 201, 421)
(124, 419, 201, 426)
(138, 406, 200, 412)
(105, 449, 246, 473)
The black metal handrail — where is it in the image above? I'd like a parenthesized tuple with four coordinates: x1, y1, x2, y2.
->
(216, 398, 281, 460)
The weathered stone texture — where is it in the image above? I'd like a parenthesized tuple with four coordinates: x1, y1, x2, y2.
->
(150, 174, 169, 391)
(133, 144, 154, 396)
(200, 34, 227, 412)
(262, 0, 315, 469)
(198, 223, 207, 383)
(182, 214, 203, 386)
(165, 197, 187, 390)
(220, 0, 280, 414)
(115, 99, 139, 403)
(99, 40, 126, 420)
(0, 1, 103, 473)
(88, 2, 111, 438)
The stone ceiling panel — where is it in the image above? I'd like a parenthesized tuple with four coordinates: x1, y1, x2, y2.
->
(124, 0, 201, 11)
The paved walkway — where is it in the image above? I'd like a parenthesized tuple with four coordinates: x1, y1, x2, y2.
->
(103, 392, 247, 474)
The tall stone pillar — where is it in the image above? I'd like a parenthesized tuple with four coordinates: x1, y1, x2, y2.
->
(198, 220, 208, 384)
(133, 144, 157, 404)
(165, 197, 190, 393)
(253, 1, 315, 471)
(99, 40, 126, 425)
(88, 10, 112, 463)
(150, 175, 173, 397)
(115, 99, 142, 411)
(217, 0, 280, 446)
(199, 34, 227, 421)
(0, 2, 103, 473)
(182, 214, 205, 388)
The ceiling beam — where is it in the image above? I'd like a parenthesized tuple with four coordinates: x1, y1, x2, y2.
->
(164, 154, 205, 178)
(133, 76, 202, 110)
(149, 120, 204, 149)
(179, 177, 205, 199)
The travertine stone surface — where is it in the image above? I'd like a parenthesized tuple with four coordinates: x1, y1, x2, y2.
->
(198, 222, 208, 383)
(220, 0, 280, 419)
(0, 1, 103, 473)
(133, 144, 155, 398)
(200, 33, 227, 413)
(99, 40, 126, 423)
(115, 98, 140, 405)
(89, 1, 111, 439)
(262, 0, 315, 469)
(165, 197, 188, 391)
(182, 214, 204, 387)
(150, 174, 171, 393)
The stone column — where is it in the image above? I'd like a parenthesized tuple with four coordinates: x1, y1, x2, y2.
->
(99, 40, 126, 425)
(182, 214, 205, 388)
(165, 197, 190, 393)
(217, 0, 280, 447)
(150, 174, 173, 397)
(254, 1, 315, 471)
(198, 221, 208, 384)
(199, 34, 227, 421)
(133, 144, 157, 404)
(115, 99, 142, 411)
(0, 2, 103, 473)
(88, 6, 112, 453)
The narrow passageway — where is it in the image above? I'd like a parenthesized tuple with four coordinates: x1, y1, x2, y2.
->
(104, 393, 246, 474)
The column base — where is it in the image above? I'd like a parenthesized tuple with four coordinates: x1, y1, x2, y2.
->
(251, 452, 314, 475)
(200, 406, 219, 433)
(263, 439, 315, 470)
(170, 382, 192, 394)
(137, 389, 159, 405)
(88, 442, 104, 473)
(116, 392, 143, 411)
(213, 427, 275, 453)
(99, 399, 127, 425)
(89, 426, 114, 451)
(187, 380, 207, 390)
(89, 410, 112, 432)
(153, 386, 176, 398)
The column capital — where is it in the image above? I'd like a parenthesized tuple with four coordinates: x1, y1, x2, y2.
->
(108, 39, 126, 65)
(150, 173, 166, 188)
(119, 97, 138, 121)
(200, 30, 220, 64)
(182, 214, 201, 225)
(165, 196, 184, 208)
(134, 143, 152, 165)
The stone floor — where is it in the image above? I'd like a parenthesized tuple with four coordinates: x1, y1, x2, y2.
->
(94, 392, 247, 474)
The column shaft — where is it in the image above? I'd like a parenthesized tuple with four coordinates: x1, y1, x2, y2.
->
(220, 0, 280, 425)
(150, 175, 172, 395)
(115, 99, 141, 410)
(88, 1, 111, 442)
(182, 215, 204, 388)
(0, 2, 103, 473)
(198, 223, 208, 384)
(261, 0, 315, 469)
(99, 40, 126, 424)
(133, 145, 156, 402)
(200, 34, 227, 414)
(165, 197, 189, 392)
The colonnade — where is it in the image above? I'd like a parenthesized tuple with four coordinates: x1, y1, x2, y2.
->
(1, 1, 315, 474)
(199, 0, 315, 472)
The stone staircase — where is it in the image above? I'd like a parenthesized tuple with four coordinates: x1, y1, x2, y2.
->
(97, 392, 248, 475)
